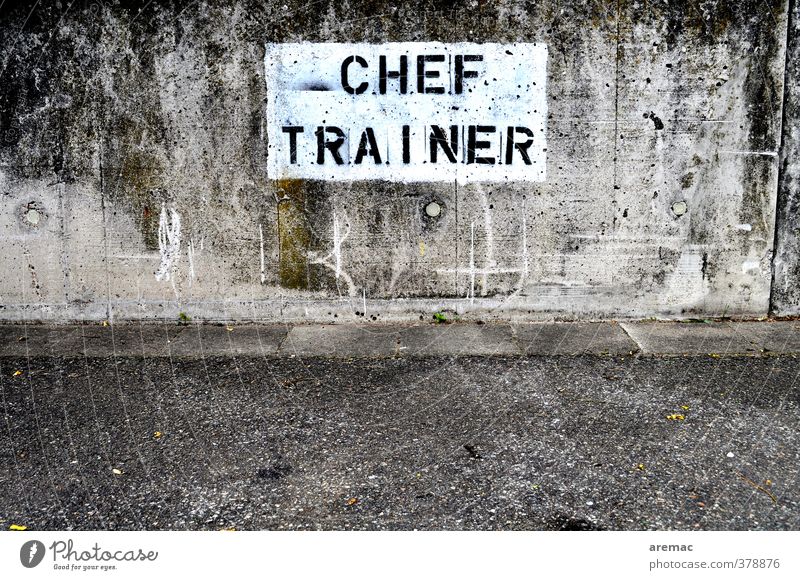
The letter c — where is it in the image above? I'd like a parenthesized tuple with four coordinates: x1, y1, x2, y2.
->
(341, 55, 368, 94)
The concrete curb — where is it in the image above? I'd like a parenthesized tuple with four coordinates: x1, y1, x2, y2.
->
(1, 321, 799, 358)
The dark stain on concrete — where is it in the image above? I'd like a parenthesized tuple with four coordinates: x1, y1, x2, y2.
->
(645, 111, 664, 130)
(276, 179, 311, 290)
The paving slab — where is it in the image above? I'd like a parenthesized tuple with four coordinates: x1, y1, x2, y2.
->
(0, 325, 82, 357)
(620, 321, 768, 355)
(281, 324, 403, 358)
(169, 324, 289, 357)
(731, 321, 800, 353)
(79, 325, 176, 357)
(0, 325, 177, 357)
(280, 324, 520, 358)
(513, 322, 638, 355)
(398, 324, 519, 357)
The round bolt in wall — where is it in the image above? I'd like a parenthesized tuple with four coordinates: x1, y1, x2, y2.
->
(671, 200, 687, 217)
(425, 201, 442, 218)
(17, 201, 47, 230)
(25, 208, 41, 226)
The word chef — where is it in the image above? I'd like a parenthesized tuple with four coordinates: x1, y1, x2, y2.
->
(339, 53, 485, 95)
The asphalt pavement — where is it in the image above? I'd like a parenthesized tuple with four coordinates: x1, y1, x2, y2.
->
(0, 321, 798, 530)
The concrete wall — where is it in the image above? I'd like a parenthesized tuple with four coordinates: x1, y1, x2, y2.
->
(0, 0, 794, 323)
(773, 0, 800, 315)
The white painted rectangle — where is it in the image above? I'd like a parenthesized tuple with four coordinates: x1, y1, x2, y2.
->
(265, 42, 547, 183)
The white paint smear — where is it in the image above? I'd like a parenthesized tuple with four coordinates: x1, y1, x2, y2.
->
(259, 223, 266, 284)
(155, 204, 182, 282)
(741, 260, 761, 273)
(187, 237, 195, 284)
(265, 43, 547, 182)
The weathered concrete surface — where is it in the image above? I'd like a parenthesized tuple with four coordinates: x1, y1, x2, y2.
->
(773, 0, 800, 315)
(514, 321, 637, 355)
(3, 320, 800, 358)
(1, 354, 798, 530)
(622, 320, 800, 355)
(281, 324, 523, 358)
(0, 1, 793, 322)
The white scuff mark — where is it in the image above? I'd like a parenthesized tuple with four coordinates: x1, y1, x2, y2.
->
(478, 187, 495, 296)
(504, 198, 531, 304)
(720, 150, 777, 157)
(660, 246, 709, 308)
(445, 214, 529, 300)
(308, 209, 357, 297)
(741, 260, 761, 273)
(735, 223, 753, 231)
(386, 231, 410, 295)
(468, 222, 476, 304)
(437, 266, 526, 276)
(670, 117, 733, 124)
(259, 223, 266, 284)
(111, 254, 161, 260)
(362, 287, 367, 317)
(187, 237, 195, 285)
(333, 211, 343, 280)
(520, 198, 529, 279)
(155, 204, 182, 284)
(781, 262, 790, 293)
(567, 234, 684, 242)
